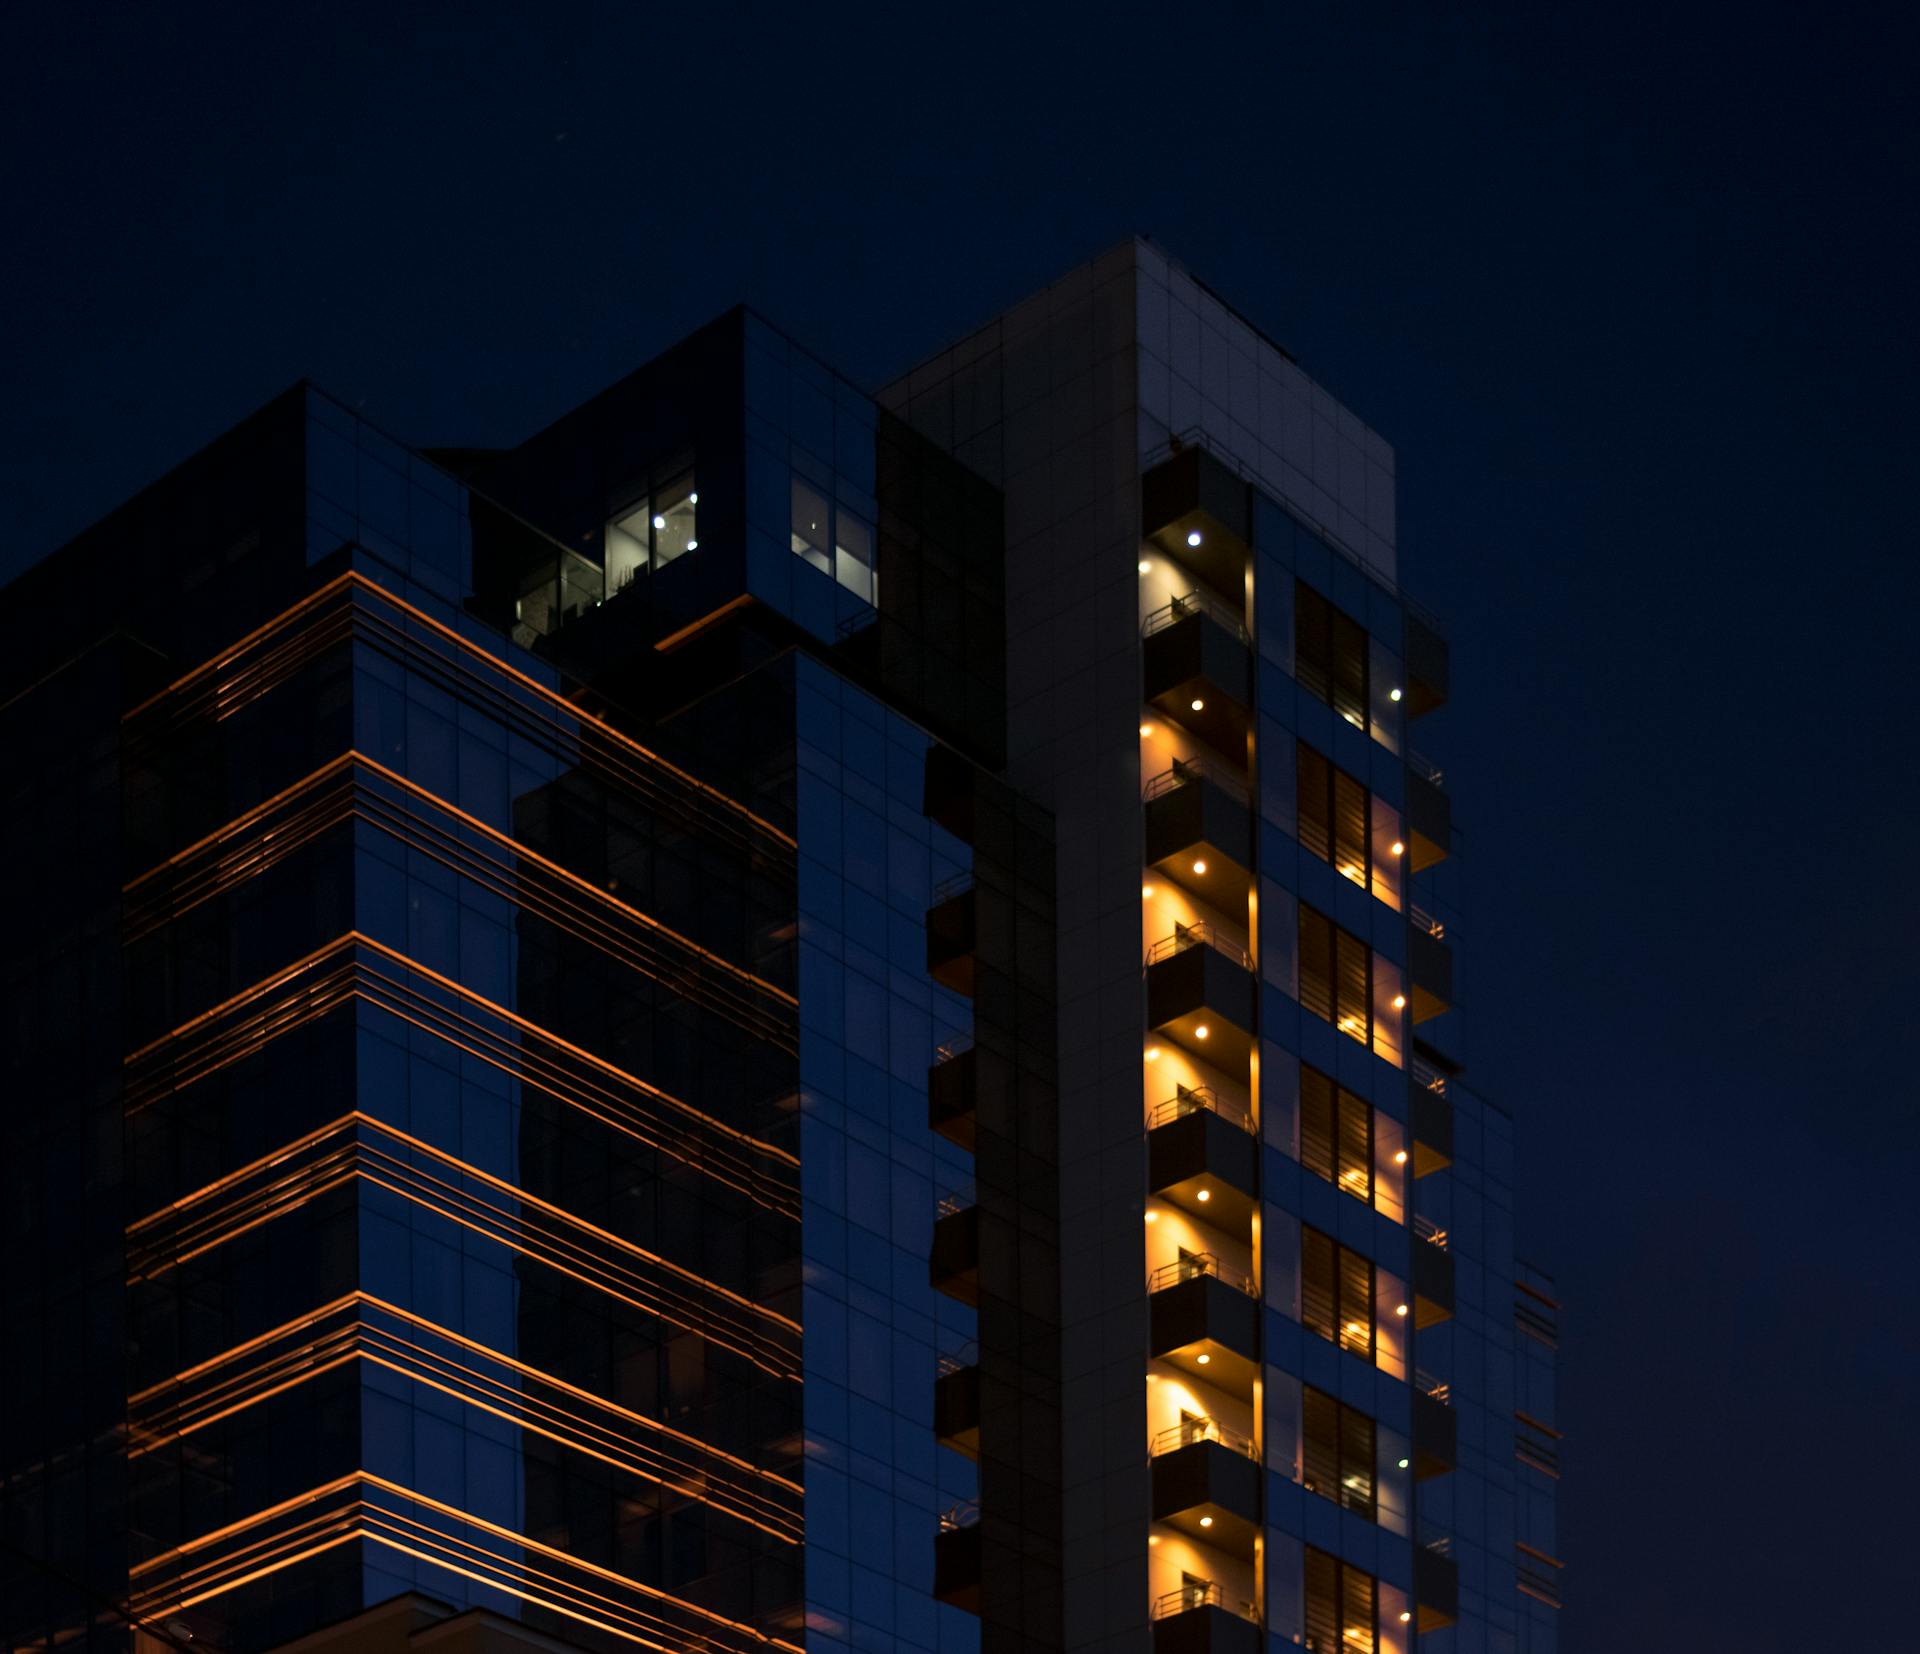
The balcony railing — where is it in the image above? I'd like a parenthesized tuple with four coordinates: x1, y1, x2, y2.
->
(939, 1500, 980, 1533)
(1143, 751, 1250, 807)
(1411, 1056, 1448, 1096)
(936, 1184, 975, 1219)
(1143, 587, 1250, 644)
(1410, 902, 1448, 941)
(931, 870, 974, 906)
(1147, 1083, 1254, 1136)
(1408, 748, 1444, 787)
(1147, 1251, 1256, 1297)
(1145, 921, 1254, 972)
(934, 1029, 974, 1063)
(1149, 1581, 1259, 1624)
(1413, 1213, 1450, 1250)
(937, 1342, 978, 1378)
(1414, 1368, 1452, 1406)
(1418, 1520, 1454, 1558)
(1150, 1419, 1257, 1460)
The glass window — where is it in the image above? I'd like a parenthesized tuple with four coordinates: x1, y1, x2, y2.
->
(1301, 1223, 1373, 1360)
(834, 508, 876, 604)
(1304, 1548, 1378, 1654)
(1298, 1064, 1373, 1205)
(1302, 1386, 1376, 1519)
(1298, 902, 1373, 1046)
(1294, 579, 1369, 731)
(653, 472, 699, 567)
(791, 478, 832, 576)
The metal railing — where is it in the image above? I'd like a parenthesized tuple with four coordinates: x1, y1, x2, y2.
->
(1143, 751, 1251, 807)
(930, 870, 974, 906)
(939, 1500, 979, 1532)
(1147, 1251, 1257, 1297)
(1141, 425, 1436, 634)
(1410, 902, 1447, 941)
(1142, 587, 1249, 644)
(937, 1342, 978, 1377)
(936, 1183, 975, 1219)
(1418, 1520, 1454, 1558)
(1413, 1213, 1450, 1250)
(1414, 1368, 1452, 1406)
(1149, 1581, 1260, 1624)
(1150, 1419, 1257, 1460)
(1408, 748, 1444, 787)
(1147, 1083, 1255, 1135)
(1411, 1056, 1448, 1096)
(934, 1030, 974, 1064)
(1144, 920, 1254, 972)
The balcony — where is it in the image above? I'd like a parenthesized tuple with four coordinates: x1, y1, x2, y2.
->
(933, 1502, 981, 1614)
(934, 1349, 980, 1460)
(930, 1193, 979, 1305)
(1150, 1424, 1260, 1560)
(1408, 911, 1452, 1023)
(928, 1038, 977, 1151)
(1412, 1214, 1455, 1327)
(1140, 444, 1251, 604)
(1410, 1383, 1456, 1481)
(1144, 756, 1253, 909)
(1403, 610, 1450, 718)
(926, 874, 977, 996)
(1145, 924, 1255, 1067)
(1404, 764, 1450, 870)
(1147, 1087, 1256, 1236)
(1149, 1585, 1262, 1654)
(1143, 593, 1253, 763)
(1147, 1255, 1259, 1397)
(1414, 1522, 1459, 1631)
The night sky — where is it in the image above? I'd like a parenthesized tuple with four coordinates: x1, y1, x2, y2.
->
(4, 5, 1914, 1647)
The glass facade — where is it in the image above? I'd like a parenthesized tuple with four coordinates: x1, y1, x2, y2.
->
(0, 243, 1553, 1654)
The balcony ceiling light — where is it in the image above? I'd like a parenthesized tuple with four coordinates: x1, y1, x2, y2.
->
(1143, 885, 1155, 899)
(1394, 1149, 1408, 1165)
(1400, 1612, 1412, 1624)
(1398, 1458, 1410, 1470)
(1195, 1352, 1211, 1365)
(1141, 723, 1154, 738)
(685, 539, 698, 551)
(689, 491, 698, 504)
(1390, 841, 1405, 856)
(1395, 1303, 1409, 1317)
(1389, 687, 1403, 702)
(1194, 1025, 1210, 1040)
(1149, 1534, 1161, 1545)
(1392, 994, 1407, 1010)
(1146, 1046, 1162, 1061)
(1199, 1514, 1214, 1527)
(652, 514, 666, 529)
(1192, 859, 1207, 875)
(1196, 1187, 1211, 1202)
(1145, 1209, 1159, 1223)
(1139, 559, 1152, 574)
(1190, 698, 1205, 712)
(1187, 530, 1203, 547)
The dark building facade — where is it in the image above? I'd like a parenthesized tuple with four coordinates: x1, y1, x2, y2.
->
(0, 243, 1555, 1654)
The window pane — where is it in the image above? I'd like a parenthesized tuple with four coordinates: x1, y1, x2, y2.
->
(653, 471, 698, 567)
(1341, 1563, 1377, 1654)
(1334, 928, 1370, 1043)
(1303, 1548, 1340, 1654)
(1295, 581, 1331, 703)
(1338, 1244, 1373, 1358)
(1297, 742, 1330, 862)
(790, 478, 831, 574)
(1302, 1387, 1340, 1503)
(1333, 770, 1368, 887)
(1337, 1087, 1372, 1203)
(1299, 1065, 1335, 1183)
(834, 508, 875, 603)
(1332, 608, 1368, 730)
(1299, 906, 1333, 1023)
(1341, 1403, 1376, 1519)
(1301, 1226, 1335, 1342)
(606, 497, 650, 594)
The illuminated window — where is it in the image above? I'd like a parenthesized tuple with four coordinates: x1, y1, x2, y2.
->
(1298, 903, 1371, 1044)
(791, 478, 833, 576)
(1303, 1386, 1377, 1519)
(1304, 1547, 1377, 1654)
(1301, 1224, 1374, 1359)
(1300, 1065, 1372, 1204)
(606, 470, 699, 593)
(1296, 741, 1400, 909)
(1295, 581, 1369, 730)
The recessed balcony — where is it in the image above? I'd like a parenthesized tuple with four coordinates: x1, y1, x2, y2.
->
(1149, 1585, 1262, 1654)
(1408, 1058, 1453, 1176)
(930, 1194, 979, 1305)
(926, 874, 977, 996)
(1150, 1424, 1260, 1560)
(1147, 1087, 1256, 1236)
(1143, 593, 1252, 763)
(933, 1503, 981, 1614)
(1414, 1526, 1459, 1632)
(1141, 443, 1251, 605)
(1404, 761, 1450, 870)
(928, 1038, 977, 1151)
(1144, 756, 1252, 909)
(934, 1351, 980, 1460)
(1146, 924, 1255, 1067)
(1403, 608, 1450, 719)
(1147, 1255, 1259, 1398)
(1411, 1215, 1455, 1328)
(1410, 1384, 1456, 1481)
(1408, 905, 1452, 1022)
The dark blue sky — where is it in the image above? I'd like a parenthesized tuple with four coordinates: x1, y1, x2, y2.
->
(4, 4, 1914, 1646)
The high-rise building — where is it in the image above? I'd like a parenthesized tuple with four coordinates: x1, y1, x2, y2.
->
(0, 241, 1558, 1654)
